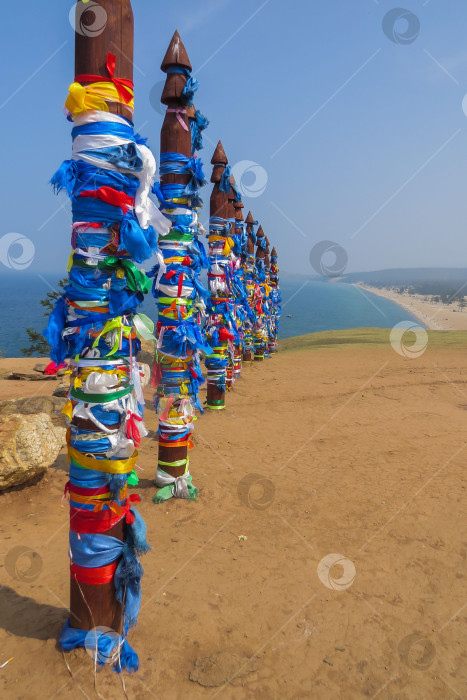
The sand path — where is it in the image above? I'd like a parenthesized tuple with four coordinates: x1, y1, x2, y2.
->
(0, 338, 466, 699)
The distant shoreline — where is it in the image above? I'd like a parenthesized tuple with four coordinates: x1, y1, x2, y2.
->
(353, 283, 467, 331)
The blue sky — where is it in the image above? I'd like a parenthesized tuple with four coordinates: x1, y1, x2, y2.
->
(1, 0, 467, 277)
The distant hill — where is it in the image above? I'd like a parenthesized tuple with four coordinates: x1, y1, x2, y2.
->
(340, 268, 467, 297)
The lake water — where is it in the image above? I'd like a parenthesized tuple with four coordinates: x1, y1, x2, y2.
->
(279, 278, 423, 339)
(0, 272, 423, 357)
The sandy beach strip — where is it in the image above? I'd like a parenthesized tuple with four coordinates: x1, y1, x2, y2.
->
(354, 283, 467, 331)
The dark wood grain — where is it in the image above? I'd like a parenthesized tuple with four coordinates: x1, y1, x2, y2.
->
(74, 0, 134, 122)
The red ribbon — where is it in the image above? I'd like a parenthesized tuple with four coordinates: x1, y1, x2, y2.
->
(70, 505, 126, 534)
(151, 360, 162, 388)
(177, 272, 184, 298)
(64, 481, 112, 498)
(126, 412, 143, 447)
(75, 53, 134, 105)
(79, 186, 134, 212)
(71, 561, 118, 585)
(69, 494, 140, 534)
(219, 327, 234, 342)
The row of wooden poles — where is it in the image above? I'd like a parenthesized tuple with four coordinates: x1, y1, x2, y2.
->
(154, 32, 281, 503)
(47, 0, 281, 671)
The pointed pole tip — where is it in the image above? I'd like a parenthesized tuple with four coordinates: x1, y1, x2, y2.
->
(161, 29, 192, 72)
(211, 140, 228, 165)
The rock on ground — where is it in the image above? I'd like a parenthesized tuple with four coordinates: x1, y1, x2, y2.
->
(0, 396, 67, 428)
(0, 413, 66, 491)
(140, 363, 151, 388)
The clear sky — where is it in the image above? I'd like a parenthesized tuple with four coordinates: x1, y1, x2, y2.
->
(1, 0, 467, 277)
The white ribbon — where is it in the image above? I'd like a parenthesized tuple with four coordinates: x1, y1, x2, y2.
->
(157, 282, 194, 298)
(134, 144, 171, 237)
(154, 467, 192, 499)
(72, 112, 171, 237)
(84, 371, 121, 393)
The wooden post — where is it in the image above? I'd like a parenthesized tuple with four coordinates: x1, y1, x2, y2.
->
(254, 225, 268, 361)
(47, 0, 153, 671)
(205, 141, 234, 410)
(152, 31, 209, 502)
(225, 177, 238, 389)
(264, 236, 273, 358)
(232, 193, 248, 378)
(242, 211, 257, 363)
(269, 246, 281, 352)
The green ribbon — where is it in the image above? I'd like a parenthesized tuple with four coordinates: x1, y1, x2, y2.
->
(163, 231, 194, 243)
(127, 469, 139, 486)
(101, 257, 152, 294)
(133, 313, 155, 341)
(73, 255, 151, 294)
(70, 384, 134, 404)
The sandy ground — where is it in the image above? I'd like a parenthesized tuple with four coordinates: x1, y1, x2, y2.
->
(355, 284, 467, 331)
(0, 337, 466, 700)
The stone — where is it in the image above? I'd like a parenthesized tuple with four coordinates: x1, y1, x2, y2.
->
(0, 396, 67, 428)
(0, 413, 66, 490)
(140, 363, 151, 388)
(52, 381, 69, 398)
(137, 339, 154, 366)
(8, 372, 56, 381)
(33, 363, 66, 377)
(189, 652, 258, 687)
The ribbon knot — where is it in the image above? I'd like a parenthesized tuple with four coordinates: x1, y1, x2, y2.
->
(167, 108, 189, 132)
(75, 52, 134, 105)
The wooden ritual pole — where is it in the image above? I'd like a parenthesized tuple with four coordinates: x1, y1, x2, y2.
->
(254, 225, 268, 361)
(224, 177, 238, 389)
(269, 245, 281, 352)
(187, 101, 209, 333)
(232, 193, 249, 378)
(205, 141, 235, 410)
(152, 31, 209, 502)
(264, 236, 273, 358)
(242, 211, 257, 363)
(47, 0, 155, 671)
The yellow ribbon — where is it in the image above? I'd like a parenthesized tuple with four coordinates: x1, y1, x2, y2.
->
(65, 81, 135, 117)
(209, 235, 235, 256)
(62, 400, 73, 421)
(92, 317, 133, 356)
(68, 445, 137, 474)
